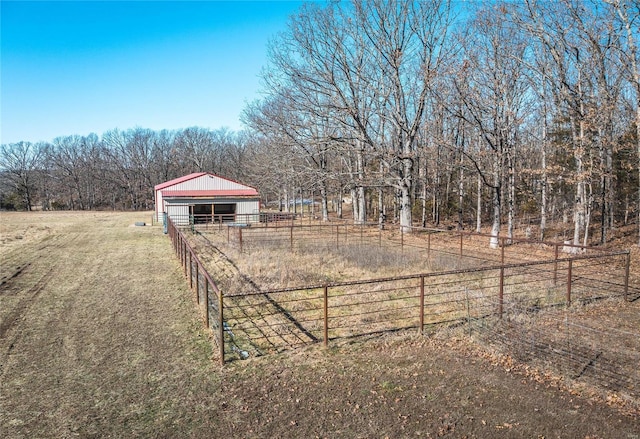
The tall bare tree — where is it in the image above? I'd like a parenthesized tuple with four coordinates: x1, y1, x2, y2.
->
(0, 141, 46, 210)
(452, 3, 532, 247)
(607, 0, 640, 245)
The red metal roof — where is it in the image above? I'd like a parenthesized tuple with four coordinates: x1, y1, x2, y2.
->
(154, 172, 206, 190)
(161, 189, 259, 198)
(154, 172, 258, 193)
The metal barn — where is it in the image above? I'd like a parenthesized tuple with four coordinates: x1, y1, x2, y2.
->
(154, 173, 260, 225)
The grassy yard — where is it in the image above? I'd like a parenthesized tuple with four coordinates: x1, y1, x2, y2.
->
(1, 211, 638, 438)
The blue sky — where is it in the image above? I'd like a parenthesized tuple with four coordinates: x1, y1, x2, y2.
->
(1, 1, 304, 144)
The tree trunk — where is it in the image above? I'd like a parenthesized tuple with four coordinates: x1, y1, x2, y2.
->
(399, 155, 413, 233)
(490, 153, 501, 249)
(540, 123, 548, 241)
(320, 184, 329, 222)
(378, 187, 385, 230)
(507, 149, 515, 243)
(571, 111, 587, 251)
(476, 173, 482, 233)
(490, 185, 501, 249)
(420, 156, 428, 228)
(636, 105, 640, 247)
(458, 150, 464, 230)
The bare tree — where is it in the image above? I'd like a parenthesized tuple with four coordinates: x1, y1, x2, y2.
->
(452, 3, 532, 247)
(261, 0, 453, 229)
(607, 0, 640, 246)
(0, 141, 46, 210)
(49, 134, 102, 210)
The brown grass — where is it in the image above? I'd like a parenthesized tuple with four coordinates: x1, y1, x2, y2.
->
(1, 211, 638, 438)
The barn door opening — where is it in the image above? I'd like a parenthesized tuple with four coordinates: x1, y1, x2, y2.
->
(191, 204, 212, 223)
(214, 203, 236, 223)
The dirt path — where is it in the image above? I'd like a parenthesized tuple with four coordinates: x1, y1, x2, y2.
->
(1, 212, 638, 438)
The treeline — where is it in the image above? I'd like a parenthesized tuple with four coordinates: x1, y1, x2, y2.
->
(0, 127, 252, 211)
(243, 0, 640, 246)
(1, 0, 639, 247)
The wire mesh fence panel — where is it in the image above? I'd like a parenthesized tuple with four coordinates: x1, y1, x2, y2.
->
(471, 298, 640, 406)
(222, 288, 325, 360)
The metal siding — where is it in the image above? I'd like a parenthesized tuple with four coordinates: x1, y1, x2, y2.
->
(156, 191, 164, 222)
(172, 174, 253, 191)
(166, 203, 189, 225)
(236, 200, 259, 215)
(237, 200, 260, 223)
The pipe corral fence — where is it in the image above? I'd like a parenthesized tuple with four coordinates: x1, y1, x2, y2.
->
(165, 214, 638, 402)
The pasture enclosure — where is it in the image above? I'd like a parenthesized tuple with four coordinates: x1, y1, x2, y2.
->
(167, 218, 638, 406)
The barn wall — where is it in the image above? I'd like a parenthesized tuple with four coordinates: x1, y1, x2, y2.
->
(166, 204, 190, 225)
(155, 173, 260, 224)
(155, 194, 164, 222)
(236, 200, 260, 218)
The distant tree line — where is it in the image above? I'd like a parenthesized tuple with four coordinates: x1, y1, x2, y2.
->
(0, 127, 251, 212)
(1, 0, 639, 247)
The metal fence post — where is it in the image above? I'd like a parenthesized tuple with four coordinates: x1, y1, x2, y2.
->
(500, 237, 505, 264)
(419, 275, 425, 334)
(323, 285, 329, 346)
(189, 251, 193, 288)
(499, 267, 504, 318)
(195, 263, 200, 304)
(459, 232, 463, 258)
(239, 228, 243, 253)
(566, 259, 573, 306)
(624, 251, 631, 301)
(204, 277, 209, 328)
(219, 290, 225, 365)
(554, 244, 559, 285)
(183, 241, 187, 276)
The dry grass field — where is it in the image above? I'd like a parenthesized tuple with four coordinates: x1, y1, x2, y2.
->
(1, 211, 639, 438)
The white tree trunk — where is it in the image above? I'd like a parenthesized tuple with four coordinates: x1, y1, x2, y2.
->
(355, 146, 366, 224)
(400, 156, 413, 233)
(572, 116, 587, 250)
(351, 187, 359, 222)
(507, 150, 515, 243)
(320, 184, 329, 222)
(490, 154, 501, 249)
(490, 186, 501, 249)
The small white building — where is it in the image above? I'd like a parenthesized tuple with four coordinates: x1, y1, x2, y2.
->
(155, 172, 260, 225)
